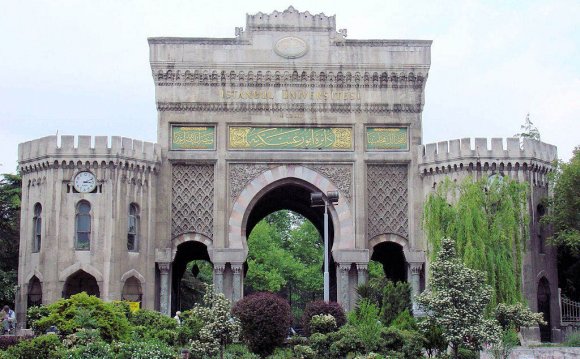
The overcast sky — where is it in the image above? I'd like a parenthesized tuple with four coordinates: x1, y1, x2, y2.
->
(1, 0, 578, 172)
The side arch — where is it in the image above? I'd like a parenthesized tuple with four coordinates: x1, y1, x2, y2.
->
(369, 233, 410, 259)
(228, 165, 354, 253)
(120, 269, 146, 285)
(171, 232, 214, 262)
(25, 268, 44, 283)
(59, 262, 103, 282)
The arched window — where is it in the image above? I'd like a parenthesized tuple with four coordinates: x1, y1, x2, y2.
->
(75, 201, 91, 250)
(121, 276, 142, 304)
(32, 203, 42, 252)
(127, 203, 139, 251)
(27, 276, 42, 308)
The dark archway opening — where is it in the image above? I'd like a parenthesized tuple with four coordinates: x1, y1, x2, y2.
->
(63, 270, 100, 298)
(244, 181, 336, 319)
(371, 242, 407, 283)
(171, 240, 212, 314)
(537, 277, 551, 342)
(27, 276, 42, 308)
(122, 276, 143, 305)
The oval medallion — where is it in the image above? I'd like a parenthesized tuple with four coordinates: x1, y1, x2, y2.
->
(274, 36, 308, 59)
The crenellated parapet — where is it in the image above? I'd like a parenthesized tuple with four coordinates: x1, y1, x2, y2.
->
(18, 135, 161, 174)
(246, 6, 336, 32)
(418, 137, 558, 186)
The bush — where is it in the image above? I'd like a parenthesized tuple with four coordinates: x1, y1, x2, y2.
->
(329, 325, 367, 357)
(232, 292, 292, 357)
(0, 335, 23, 350)
(293, 344, 317, 359)
(310, 314, 337, 334)
(564, 330, 580, 347)
(223, 343, 259, 359)
(419, 317, 448, 358)
(114, 339, 176, 359)
(59, 340, 114, 359)
(27, 304, 50, 334)
(357, 278, 412, 326)
(176, 309, 204, 346)
(4, 334, 63, 359)
(390, 309, 417, 331)
(347, 299, 384, 352)
(128, 309, 176, 330)
(301, 300, 346, 336)
(34, 292, 131, 342)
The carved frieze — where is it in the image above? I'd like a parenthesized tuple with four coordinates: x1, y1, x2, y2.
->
(229, 163, 270, 203)
(157, 102, 422, 113)
(153, 69, 425, 89)
(306, 164, 353, 204)
(172, 164, 214, 238)
(366, 165, 408, 240)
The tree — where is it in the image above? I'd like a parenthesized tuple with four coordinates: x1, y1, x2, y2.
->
(543, 147, 580, 255)
(514, 113, 541, 141)
(0, 173, 21, 307)
(423, 176, 529, 306)
(417, 238, 501, 358)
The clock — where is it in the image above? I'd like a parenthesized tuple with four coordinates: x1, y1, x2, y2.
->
(73, 171, 97, 193)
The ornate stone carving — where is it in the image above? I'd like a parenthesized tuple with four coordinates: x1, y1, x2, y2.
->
(409, 263, 423, 275)
(157, 102, 422, 114)
(229, 164, 270, 202)
(172, 164, 214, 238)
(307, 164, 353, 203)
(367, 165, 408, 239)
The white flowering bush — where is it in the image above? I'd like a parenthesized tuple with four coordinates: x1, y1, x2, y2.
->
(114, 340, 176, 359)
(189, 284, 241, 358)
(309, 314, 337, 334)
(418, 238, 501, 358)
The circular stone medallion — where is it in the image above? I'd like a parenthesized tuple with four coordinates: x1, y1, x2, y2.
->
(274, 36, 308, 59)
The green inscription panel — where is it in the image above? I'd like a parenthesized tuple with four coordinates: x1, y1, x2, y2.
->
(172, 126, 215, 150)
(229, 127, 352, 150)
(366, 127, 408, 150)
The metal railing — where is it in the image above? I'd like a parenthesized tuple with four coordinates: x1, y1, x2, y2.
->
(559, 288, 580, 325)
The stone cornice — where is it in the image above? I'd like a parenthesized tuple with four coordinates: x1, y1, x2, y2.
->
(153, 69, 426, 89)
(156, 101, 423, 113)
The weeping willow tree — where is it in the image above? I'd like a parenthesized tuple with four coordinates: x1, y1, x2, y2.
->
(423, 176, 529, 307)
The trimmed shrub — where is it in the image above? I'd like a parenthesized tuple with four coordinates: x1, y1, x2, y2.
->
(4, 334, 63, 359)
(34, 292, 131, 342)
(329, 325, 367, 357)
(310, 314, 337, 334)
(301, 300, 346, 336)
(377, 327, 424, 359)
(390, 309, 417, 331)
(59, 340, 114, 359)
(128, 309, 176, 330)
(0, 335, 23, 350)
(293, 344, 317, 359)
(232, 292, 292, 357)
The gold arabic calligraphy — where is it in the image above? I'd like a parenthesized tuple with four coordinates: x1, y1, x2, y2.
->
(229, 127, 352, 150)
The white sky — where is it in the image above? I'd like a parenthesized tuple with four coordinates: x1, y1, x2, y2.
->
(1, 0, 578, 173)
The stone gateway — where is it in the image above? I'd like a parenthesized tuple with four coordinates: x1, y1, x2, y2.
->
(16, 7, 561, 340)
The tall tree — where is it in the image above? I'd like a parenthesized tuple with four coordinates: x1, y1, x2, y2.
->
(423, 176, 529, 306)
(514, 113, 541, 141)
(0, 173, 21, 307)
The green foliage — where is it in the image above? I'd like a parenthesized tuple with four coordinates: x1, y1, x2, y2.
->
(418, 317, 448, 358)
(423, 176, 529, 307)
(246, 211, 323, 320)
(328, 325, 367, 357)
(347, 299, 383, 351)
(356, 278, 412, 326)
(128, 309, 178, 345)
(3, 334, 63, 359)
(514, 113, 541, 141)
(488, 328, 520, 359)
(188, 284, 240, 358)
(0, 173, 21, 307)
(564, 330, 580, 347)
(390, 309, 417, 331)
(301, 300, 346, 336)
(293, 344, 317, 359)
(176, 308, 204, 346)
(309, 314, 337, 334)
(33, 292, 131, 342)
(232, 292, 292, 357)
(377, 327, 424, 359)
(27, 304, 50, 333)
(178, 260, 213, 311)
(222, 343, 260, 359)
(418, 238, 501, 358)
(543, 147, 580, 255)
(113, 340, 176, 359)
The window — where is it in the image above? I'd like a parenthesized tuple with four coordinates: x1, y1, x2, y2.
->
(127, 203, 139, 251)
(75, 201, 91, 250)
(32, 203, 42, 252)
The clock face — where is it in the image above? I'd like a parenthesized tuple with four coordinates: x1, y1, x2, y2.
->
(73, 171, 97, 193)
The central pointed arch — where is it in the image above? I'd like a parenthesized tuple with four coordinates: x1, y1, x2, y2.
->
(228, 165, 354, 254)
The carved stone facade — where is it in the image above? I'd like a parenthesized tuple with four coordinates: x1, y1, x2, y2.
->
(171, 164, 214, 238)
(15, 6, 560, 337)
(366, 164, 409, 239)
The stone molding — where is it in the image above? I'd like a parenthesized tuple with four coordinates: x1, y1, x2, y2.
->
(157, 102, 422, 114)
(153, 69, 426, 89)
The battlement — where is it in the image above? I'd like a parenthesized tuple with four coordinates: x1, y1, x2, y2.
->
(246, 6, 336, 32)
(418, 137, 557, 167)
(18, 135, 161, 164)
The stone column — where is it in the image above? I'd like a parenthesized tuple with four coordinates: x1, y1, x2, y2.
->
(231, 263, 243, 302)
(356, 263, 368, 286)
(409, 262, 423, 314)
(213, 264, 225, 294)
(158, 262, 171, 316)
(337, 263, 351, 310)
